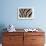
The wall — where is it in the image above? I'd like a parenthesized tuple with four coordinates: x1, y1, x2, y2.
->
(0, 0, 46, 29)
(0, 0, 46, 43)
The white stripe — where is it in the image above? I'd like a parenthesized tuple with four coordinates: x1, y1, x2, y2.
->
(0, 44, 2, 46)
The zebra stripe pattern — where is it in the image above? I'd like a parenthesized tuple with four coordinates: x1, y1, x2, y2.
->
(19, 9, 32, 18)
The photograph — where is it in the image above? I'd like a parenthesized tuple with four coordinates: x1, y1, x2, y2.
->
(18, 7, 34, 19)
(0, 0, 45, 46)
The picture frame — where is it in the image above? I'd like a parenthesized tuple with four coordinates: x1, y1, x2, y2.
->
(18, 7, 34, 19)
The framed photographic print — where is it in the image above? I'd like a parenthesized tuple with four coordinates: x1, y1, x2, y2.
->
(18, 7, 34, 19)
